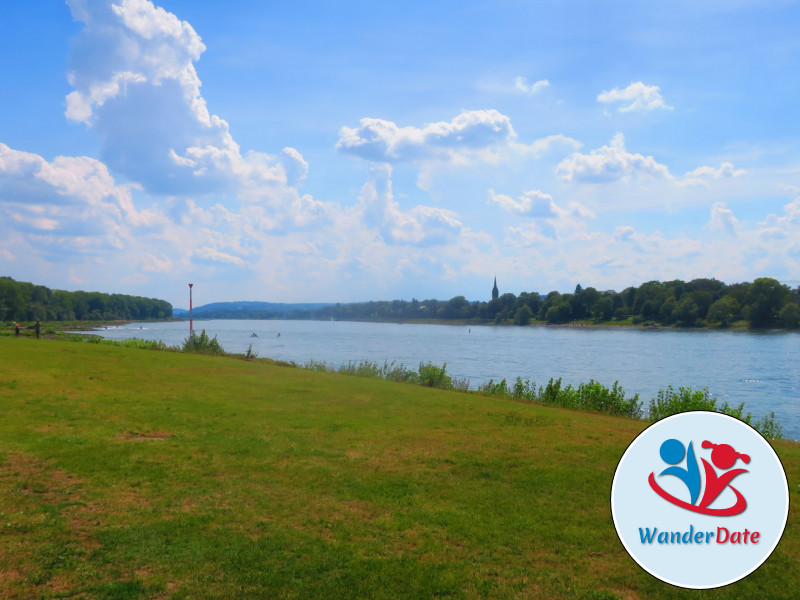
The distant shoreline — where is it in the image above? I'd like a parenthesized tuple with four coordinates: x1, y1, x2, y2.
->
(32, 315, 796, 336)
(133, 316, 792, 333)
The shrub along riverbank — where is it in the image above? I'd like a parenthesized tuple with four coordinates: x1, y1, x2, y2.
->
(1, 335, 798, 598)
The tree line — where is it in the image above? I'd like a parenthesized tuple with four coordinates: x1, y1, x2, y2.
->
(309, 278, 800, 329)
(0, 277, 173, 322)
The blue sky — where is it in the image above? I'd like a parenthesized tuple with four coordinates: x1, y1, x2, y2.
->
(1, 0, 799, 307)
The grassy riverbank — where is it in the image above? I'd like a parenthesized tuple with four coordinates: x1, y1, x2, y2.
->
(1, 337, 798, 599)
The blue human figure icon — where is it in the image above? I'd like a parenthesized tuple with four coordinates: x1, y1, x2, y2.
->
(658, 438, 701, 505)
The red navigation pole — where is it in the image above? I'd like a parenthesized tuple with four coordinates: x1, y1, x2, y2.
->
(188, 283, 194, 343)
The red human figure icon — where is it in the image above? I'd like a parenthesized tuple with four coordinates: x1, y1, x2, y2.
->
(698, 441, 750, 513)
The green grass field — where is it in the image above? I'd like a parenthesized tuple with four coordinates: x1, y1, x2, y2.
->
(0, 337, 798, 599)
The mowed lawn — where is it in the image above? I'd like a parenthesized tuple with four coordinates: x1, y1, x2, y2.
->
(0, 337, 798, 599)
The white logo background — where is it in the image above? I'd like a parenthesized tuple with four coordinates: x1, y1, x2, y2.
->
(611, 411, 789, 589)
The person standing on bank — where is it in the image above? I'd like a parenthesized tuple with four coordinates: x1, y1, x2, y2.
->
(15, 323, 20, 338)
(35, 320, 41, 339)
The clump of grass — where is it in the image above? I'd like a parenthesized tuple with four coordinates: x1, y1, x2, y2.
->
(477, 378, 510, 396)
(181, 329, 224, 355)
(63, 333, 170, 351)
(418, 362, 451, 388)
(113, 338, 169, 351)
(541, 378, 642, 419)
(648, 386, 716, 419)
(301, 359, 455, 389)
(451, 377, 470, 392)
(478, 376, 642, 419)
(649, 386, 783, 439)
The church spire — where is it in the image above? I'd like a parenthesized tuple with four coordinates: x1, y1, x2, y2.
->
(492, 276, 499, 300)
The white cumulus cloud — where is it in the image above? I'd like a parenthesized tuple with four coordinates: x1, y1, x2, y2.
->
(597, 82, 672, 113)
(64, 0, 310, 207)
(512, 134, 583, 158)
(707, 202, 741, 236)
(679, 162, 745, 187)
(492, 187, 594, 242)
(0, 142, 173, 263)
(514, 77, 550, 95)
(356, 164, 462, 246)
(336, 110, 516, 164)
(555, 133, 671, 183)
(488, 188, 558, 217)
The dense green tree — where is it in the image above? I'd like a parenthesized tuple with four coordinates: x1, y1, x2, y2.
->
(685, 278, 726, 297)
(640, 300, 660, 320)
(513, 304, 534, 325)
(744, 278, 789, 328)
(487, 298, 502, 319)
(516, 291, 542, 317)
(659, 297, 677, 324)
(621, 287, 637, 309)
(675, 291, 710, 322)
(442, 295, 472, 319)
(633, 281, 665, 315)
(572, 286, 599, 320)
(593, 296, 615, 321)
(538, 291, 562, 321)
(546, 302, 572, 324)
(674, 296, 700, 327)
(779, 303, 800, 328)
(706, 295, 741, 327)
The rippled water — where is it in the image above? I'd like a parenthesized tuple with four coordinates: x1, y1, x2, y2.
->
(93, 320, 800, 440)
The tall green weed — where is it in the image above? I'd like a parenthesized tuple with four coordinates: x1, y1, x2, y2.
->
(648, 386, 783, 439)
(182, 330, 225, 355)
(478, 376, 642, 419)
(64, 334, 169, 351)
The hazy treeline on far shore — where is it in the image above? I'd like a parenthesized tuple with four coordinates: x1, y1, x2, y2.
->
(4, 275, 800, 330)
(0, 276, 172, 322)
(406, 277, 800, 329)
(195, 277, 800, 330)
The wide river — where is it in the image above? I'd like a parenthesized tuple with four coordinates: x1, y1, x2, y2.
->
(93, 319, 800, 441)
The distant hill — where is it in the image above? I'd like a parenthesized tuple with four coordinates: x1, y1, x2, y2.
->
(172, 301, 333, 319)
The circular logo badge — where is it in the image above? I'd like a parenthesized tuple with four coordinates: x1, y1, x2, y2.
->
(611, 411, 789, 589)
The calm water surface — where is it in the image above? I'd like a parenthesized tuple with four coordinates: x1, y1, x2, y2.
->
(94, 320, 800, 440)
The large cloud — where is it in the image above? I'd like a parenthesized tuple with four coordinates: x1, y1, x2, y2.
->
(555, 133, 746, 193)
(0, 142, 169, 266)
(555, 133, 671, 183)
(336, 110, 516, 164)
(0, 142, 161, 232)
(64, 0, 307, 204)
